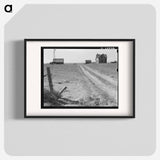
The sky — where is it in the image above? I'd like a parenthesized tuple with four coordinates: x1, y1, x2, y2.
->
(44, 48, 118, 64)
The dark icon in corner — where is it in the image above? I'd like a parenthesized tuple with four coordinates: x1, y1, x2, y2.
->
(4, 4, 12, 13)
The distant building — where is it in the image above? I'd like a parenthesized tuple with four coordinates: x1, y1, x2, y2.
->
(50, 58, 64, 64)
(110, 61, 117, 63)
(95, 54, 107, 63)
(85, 60, 92, 64)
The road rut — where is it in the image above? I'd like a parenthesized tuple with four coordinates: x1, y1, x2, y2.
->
(79, 65, 117, 105)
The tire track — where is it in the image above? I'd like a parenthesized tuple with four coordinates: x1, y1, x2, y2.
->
(78, 65, 116, 106)
(79, 65, 117, 103)
(83, 65, 117, 86)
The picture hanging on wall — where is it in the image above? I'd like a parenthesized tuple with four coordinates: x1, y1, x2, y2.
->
(25, 39, 135, 118)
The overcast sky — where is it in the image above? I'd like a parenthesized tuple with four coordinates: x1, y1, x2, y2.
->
(44, 48, 117, 64)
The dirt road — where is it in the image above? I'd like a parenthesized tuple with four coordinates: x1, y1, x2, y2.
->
(78, 64, 117, 106)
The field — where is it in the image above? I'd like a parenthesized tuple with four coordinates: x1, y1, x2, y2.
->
(43, 63, 118, 107)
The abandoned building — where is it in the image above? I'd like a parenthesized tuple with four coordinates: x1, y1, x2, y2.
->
(95, 54, 107, 63)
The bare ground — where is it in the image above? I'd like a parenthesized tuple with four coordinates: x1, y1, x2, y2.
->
(43, 63, 117, 107)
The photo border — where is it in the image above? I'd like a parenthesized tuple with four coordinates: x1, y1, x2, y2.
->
(24, 39, 135, 118)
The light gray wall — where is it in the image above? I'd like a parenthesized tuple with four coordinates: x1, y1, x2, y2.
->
(4, 4, 156, 156)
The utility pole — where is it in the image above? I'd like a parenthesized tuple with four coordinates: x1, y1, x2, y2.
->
(53, 49, 56, 59)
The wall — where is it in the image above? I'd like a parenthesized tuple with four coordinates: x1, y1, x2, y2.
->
(4, 4, 156, 156)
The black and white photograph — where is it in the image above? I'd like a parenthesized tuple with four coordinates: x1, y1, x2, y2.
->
(25, 39, 135, 117)
(42, 47, 118, 108)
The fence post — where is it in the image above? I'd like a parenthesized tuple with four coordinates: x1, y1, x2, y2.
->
(46, 67, 54, 93)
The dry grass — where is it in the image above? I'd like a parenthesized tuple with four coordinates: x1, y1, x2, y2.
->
(86, 63, 118, 80)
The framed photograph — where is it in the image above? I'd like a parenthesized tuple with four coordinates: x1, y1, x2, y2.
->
(25, 39, 135, 118)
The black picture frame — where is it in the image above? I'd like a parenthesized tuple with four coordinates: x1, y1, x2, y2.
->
(24, 39, 135, 118)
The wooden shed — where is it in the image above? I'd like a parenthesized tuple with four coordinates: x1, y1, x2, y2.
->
(51, 58, 64, 64)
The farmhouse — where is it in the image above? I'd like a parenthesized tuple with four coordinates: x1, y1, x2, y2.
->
(50, 58, 64, 64)
(95, 54, 107, 63)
